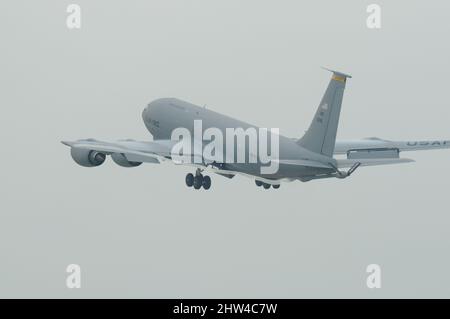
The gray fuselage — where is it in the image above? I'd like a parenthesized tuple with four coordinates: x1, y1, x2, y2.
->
(142, 98, 333, 180)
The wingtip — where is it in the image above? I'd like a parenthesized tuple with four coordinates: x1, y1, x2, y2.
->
(61, 140, 73, 147)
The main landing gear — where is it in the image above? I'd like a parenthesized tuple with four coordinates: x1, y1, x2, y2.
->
(185, 169, 211, 190)
(255, 180, 280, 190)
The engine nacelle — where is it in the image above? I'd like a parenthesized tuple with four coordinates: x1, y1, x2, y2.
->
(70, 147, 106, 167)
(111, 153, 142, 167)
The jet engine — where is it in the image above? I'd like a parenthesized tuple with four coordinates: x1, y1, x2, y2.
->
(111, 153, 142, 167)
(70, 147, 106, 167)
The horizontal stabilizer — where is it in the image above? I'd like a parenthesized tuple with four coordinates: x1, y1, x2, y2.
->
(274, 159, 334, 169)
(337, 157, 414, 169)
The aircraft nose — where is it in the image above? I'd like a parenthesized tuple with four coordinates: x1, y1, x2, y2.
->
(143, 99, 165, 121)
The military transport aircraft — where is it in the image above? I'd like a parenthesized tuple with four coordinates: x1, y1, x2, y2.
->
(62, 69, 450, 190)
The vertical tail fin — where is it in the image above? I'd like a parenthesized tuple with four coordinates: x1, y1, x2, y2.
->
(297, 68, 351, 157)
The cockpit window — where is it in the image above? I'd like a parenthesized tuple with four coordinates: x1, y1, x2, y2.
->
(169, 102, 186, 111)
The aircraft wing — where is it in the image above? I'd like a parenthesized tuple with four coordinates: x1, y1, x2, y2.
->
(61, 138, 295, 184)
(61, 139, 178, 164)
(334, 137, 450, 154)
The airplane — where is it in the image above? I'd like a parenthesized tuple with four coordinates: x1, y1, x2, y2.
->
(62, 69, 450, 190)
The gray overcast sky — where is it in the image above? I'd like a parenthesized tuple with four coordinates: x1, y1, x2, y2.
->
(1, 0, 450, 298)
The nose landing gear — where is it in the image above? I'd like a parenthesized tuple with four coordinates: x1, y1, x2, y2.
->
(186, 169, 211, 190)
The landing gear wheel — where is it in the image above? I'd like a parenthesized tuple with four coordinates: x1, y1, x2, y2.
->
(202, 175, 211, 190)
(272, 184, 280, 189)
(185, 173, 194, 187)
(193, 175, 203, 189)
(255, 180, 263, 187)
(263, 183, 271, 189)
